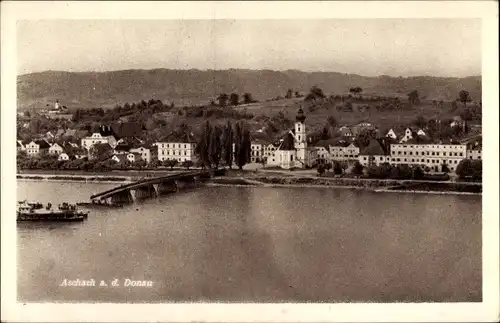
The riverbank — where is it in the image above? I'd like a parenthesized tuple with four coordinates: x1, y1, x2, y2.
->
(17, 171, 482, 195)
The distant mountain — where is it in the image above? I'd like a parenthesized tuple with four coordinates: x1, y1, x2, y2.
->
(17, 69, 481, 110)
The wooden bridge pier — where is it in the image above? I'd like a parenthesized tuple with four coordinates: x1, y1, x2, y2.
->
(157, 181, 178, 195)
(110, 189, 134, 204)
(135, 184, 158, 200)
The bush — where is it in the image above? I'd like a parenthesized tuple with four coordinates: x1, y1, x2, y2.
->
(351, 161, 364, 176)
(456, 159, 482, 180)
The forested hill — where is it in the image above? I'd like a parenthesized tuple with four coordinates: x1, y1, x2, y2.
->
(17, 69, 481, 110)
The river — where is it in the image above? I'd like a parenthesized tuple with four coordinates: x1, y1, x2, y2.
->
(16, 180, 482, 303)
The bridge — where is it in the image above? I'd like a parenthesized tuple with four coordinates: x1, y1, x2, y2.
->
(90, 170, 212, 204)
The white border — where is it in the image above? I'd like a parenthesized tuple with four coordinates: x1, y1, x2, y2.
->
(2, 1, 499, 322)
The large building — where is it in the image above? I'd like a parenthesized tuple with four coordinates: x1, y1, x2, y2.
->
(156, 140, 197, 163)
(390, 141, 466, 172)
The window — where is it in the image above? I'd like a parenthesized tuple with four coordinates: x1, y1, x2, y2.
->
(167, 144, 169, 148)
(184, 144, 187, 148)
(291, 155, 294, 161)
(454, 152, 457, 156)
(415, 151, 418, 155)
(459, 153, 463, 156)
(427, 159, 430, 163)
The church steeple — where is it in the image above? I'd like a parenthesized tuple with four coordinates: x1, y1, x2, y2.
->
(296, 107, 306, 123)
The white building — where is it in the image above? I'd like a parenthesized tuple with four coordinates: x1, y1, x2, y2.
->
(399, 128, 414, 143)
(390, 142, 466, 172)
(466, 140, 482, 160)
(386, 129, 398, 140)
(58, 153, 70, 161)
(358, 139, 391, 167)
(48, 143, 64, 155)
(25, 140, 50, 156)
(156, 141, 197, 162)
(329, 142, 360, 161)
(266, 108, 317, 169)
(130, 147, 151, 164)
(81, 133, 117, 150)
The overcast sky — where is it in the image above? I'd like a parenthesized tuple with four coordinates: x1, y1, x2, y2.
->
(17, 19, 481, 77)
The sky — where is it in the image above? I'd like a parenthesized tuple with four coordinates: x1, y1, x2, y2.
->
(17, 19, 481, 77)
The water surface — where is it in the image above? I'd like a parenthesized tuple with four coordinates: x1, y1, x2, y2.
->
(17, 180, 482, 302)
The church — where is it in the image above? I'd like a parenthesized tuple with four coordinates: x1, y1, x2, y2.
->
(266, 107, 318, 169)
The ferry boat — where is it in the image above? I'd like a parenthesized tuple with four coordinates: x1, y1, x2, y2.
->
(17, 201, 89, 222)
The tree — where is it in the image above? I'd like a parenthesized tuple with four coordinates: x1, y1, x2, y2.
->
(234, 121, 251, 170)
(317, 163, 326, 176)
(208, 125, 223, 169)
(333, 161, 343, 175)
(195, 120, 212, 168)
(351, 161, 364, 176)
(340, 161, 349, 174)
(285, 89, 293, 99)
(243, 93, 254, 104)
(355, 128, 377, 150)
(441, 163, 450, 173)
(327, 116, 338, 129)
(305, 86, 326, 101)
(408, 90, 420, 105)
(217, 93, 229, 107)
(223, 121, 234, 168)
(412, 166, 424, 180)
(349, 87, 363, 97)
(459, 90, 470, 108)
(413, 115, 427, 129)
(456, 159, 481, 180)
(230, 93, 239, 106)
(164, 159, 178, 169)
(182, 160, 194, 170)
(324, 162, 332, 173)
(89, 143, 113, 161)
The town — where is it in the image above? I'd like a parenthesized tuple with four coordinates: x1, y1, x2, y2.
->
(16, 86, 482, 181)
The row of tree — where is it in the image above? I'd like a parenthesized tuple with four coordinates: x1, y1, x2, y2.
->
(195, 120, 251, 170)
(215, 93, 256, 107)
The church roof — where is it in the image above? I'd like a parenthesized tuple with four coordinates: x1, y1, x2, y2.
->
(279, 133, 296, 150)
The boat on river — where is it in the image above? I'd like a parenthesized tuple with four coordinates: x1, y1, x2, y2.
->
(17, 201, 88, 222)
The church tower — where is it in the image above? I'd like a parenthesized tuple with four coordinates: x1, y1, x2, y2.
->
(294, 107, 307, 165)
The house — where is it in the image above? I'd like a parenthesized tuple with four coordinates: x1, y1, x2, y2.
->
(110, 122, 144, 139)
(25, 139, 50, 156)
(126, 152, 142, 163)
(250, 139, 268, 163)
(113, 143, 132, 155)
(450, 116, 464, 128)
(130, 146, 151, 163)
(262, 143, 278, 162)
(358, 139, 391, 167)
(17, 140, 27, 152)
(390, 142, 466, 172)
(55, 129, 66, 138)
(417, 129, 426, 136)
(81, 133, 118, 150)
(156, 133, 197, 163)
(398, 128, 414, 143)
(110, 154, 128, 164)
(58, 153, 70, 161)
(466, 138, 482, 160)
(44, 131, 55, 142)
(49, 143, 64, 155)
(329, 141, 360, 162)
(266, 107, 317, 169)
(386, 129, 398, 140)
(338, 126, 354, 138)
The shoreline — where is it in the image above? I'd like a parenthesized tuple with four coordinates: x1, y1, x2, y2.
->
(17, 172, 482, 196)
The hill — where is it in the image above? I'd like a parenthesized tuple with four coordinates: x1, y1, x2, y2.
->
(17, 69, 481, 111)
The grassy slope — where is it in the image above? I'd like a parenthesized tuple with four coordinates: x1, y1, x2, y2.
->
(17, 69, 481, 111)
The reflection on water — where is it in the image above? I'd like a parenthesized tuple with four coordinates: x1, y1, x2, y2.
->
(17, 180, 481, 303)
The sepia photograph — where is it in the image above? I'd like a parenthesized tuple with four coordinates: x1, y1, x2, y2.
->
(1, 1, 499, 322)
